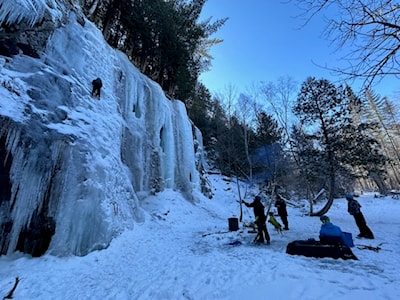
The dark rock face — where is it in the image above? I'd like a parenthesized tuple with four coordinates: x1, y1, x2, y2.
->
(0, 136, 12, 206)
(16, 213, 56, 257)
(0, 39, 40, 58)
(16, 42, 40, 58)
(0, 38, 19, 56)
(0, 221, 13, 254)
(0, 135, 13, 255)
(0, 1, 83, 60)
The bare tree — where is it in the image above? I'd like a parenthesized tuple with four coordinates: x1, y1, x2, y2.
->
(214, 85, 245, 220)
(362, 90, 400, 188)
(235, 93, 257, 181)
(260, 76, 298, 149)
(294, 0, 400, 88)
(259, 77, 308, 196)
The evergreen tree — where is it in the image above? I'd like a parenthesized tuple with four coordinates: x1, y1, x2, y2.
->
(187, 82, 212, 135)
(82, 0, 226, 103)
(293, 78, 387, 215)
(204, 98, 229, 171)
(251, 112, 283, 181)
(290, 124, 326, 198)
(254, 112, 282, 147)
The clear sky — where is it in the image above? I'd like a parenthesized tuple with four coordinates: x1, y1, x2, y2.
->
(199, 0, 398, 97)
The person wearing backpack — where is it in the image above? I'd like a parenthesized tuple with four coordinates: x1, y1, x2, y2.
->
(91, 77, 102, 99)
(346, 194, 374, 239)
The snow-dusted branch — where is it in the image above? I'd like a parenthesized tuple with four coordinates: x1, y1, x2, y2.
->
(293, 0, 400, 89)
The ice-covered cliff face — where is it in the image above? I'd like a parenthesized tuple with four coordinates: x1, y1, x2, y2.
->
(0, 1, 204, 256)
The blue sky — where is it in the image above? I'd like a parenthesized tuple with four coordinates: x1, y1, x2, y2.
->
(199, 0, 397, 97)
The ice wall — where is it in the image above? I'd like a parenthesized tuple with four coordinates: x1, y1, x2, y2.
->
(0, 5, 201, 256)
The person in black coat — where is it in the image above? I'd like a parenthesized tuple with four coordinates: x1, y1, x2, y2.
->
(346, 194, 374, 239)
(243, 196, 270, 244)
(275, 194, 289, 230)
(91, 77, 102, 99)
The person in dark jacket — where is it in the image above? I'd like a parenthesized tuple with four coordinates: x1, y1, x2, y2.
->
(91, 77, 102, 99)
(346, 194, 374, 239)
(243, 196, 270, 244)
(275, 194, 289, 230)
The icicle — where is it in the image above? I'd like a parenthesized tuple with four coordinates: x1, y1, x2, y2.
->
(0, 0, 65, 27)
(0, 0, 44, 27)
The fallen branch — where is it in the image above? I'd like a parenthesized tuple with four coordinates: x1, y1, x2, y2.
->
(355, 242, 385, 252)
(201, 230, 231, 237)
(3, 277, 20, 300)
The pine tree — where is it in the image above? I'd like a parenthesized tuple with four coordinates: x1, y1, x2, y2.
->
(290, 124, 326, 200)
(251, 111, 284, 183)
(293, 78, 387, 215)
(82, 0, 226, 103)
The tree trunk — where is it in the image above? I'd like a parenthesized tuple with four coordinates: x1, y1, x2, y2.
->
(311, 149, 336, 216)
(235, 176, 243, 222)
(310, 184, 334, 216)
(87, 0, 101, 18)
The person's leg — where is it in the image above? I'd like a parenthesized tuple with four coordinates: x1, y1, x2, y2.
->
(363, 227, 374, 239)
(281, 215, 289, 230)
(262, 223, 270, 244)
(354, 213, 368, 237)
(255, 220, 264, 242)
(356, 213, 374, 238)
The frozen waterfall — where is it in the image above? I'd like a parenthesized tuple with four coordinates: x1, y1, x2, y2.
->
(0, 3, 203, 256)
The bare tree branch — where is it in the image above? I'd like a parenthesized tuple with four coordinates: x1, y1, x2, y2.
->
(293, 0, 400, 89)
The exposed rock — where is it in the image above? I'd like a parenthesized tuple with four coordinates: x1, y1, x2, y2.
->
(0, 38, 19, 56)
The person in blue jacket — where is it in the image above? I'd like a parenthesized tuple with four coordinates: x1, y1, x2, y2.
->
(319, 215, 347, 245)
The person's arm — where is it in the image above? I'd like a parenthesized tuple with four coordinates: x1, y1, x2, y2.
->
(247, 202, 254, 207)
(319, 227, 324, 238)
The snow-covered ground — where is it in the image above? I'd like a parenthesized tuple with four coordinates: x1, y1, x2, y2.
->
(0, 2, 399, 298)
(1, 174, 399, 300)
